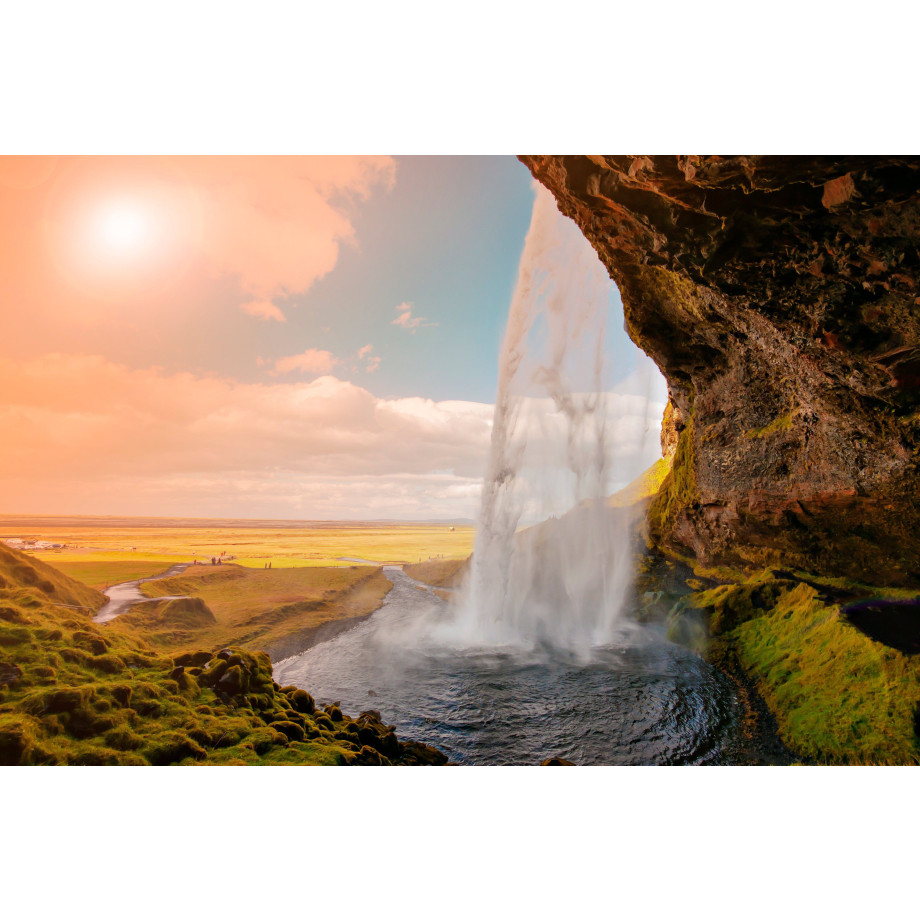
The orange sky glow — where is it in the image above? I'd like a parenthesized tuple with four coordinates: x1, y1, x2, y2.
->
(0, 155, 665, 521)
(0, 155, 498, 519)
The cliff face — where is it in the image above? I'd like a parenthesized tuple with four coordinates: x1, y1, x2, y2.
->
(522, 156, 920, 585)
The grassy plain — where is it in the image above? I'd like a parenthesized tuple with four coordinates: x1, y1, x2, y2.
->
(38, 559, 179, 590)
(403, 557, 468, 588)
(108, 563, 392, 659)
(0, 516, 475, 571)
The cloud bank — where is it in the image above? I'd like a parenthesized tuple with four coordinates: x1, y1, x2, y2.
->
(0, 354, 665, 521)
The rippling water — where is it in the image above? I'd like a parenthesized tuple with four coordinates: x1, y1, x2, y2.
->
(274, 567, 765, 765)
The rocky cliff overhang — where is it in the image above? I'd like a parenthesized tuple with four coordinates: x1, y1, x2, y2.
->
(522, 156, 920, 585)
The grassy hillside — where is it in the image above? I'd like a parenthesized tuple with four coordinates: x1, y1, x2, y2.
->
(0, 543, 106, 613)
(403, 557, 468, 588)
(0, 544, 445, 766)
(607, 456, 673, 508)
(667, 568, 920, 764)
(45, 559, 178, 590)
(105, 563, 392, 660)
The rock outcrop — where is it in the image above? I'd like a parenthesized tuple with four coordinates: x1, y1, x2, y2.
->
(522, 156, 920, 585)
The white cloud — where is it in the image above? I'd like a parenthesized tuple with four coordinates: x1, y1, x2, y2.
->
(356, 343, 380, 373)
(391, 301, 436, 332)
(240, 299, 286, 322)
(184, 156, 396, 304)
(0, 354, 665, 521)
(270, 348, 339, 377)
(0, 354, 493, 519)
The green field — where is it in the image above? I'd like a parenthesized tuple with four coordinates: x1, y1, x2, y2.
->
(108, 562, 392, 659)
(40, 559, 180, 589)
(1, 518, 476, 570)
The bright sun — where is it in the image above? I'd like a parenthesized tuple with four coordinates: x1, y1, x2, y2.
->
(94, 202, 153, 255)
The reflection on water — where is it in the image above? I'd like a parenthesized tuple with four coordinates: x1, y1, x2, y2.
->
(274, 568, 768, 766)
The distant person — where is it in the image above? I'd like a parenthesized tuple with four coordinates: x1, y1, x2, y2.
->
(211, 557, 216, 565)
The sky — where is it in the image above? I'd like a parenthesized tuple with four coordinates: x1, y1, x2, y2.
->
(0, 155, 666, 521)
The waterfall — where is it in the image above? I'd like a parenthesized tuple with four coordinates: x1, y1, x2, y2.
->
(453, 185, 643, 656)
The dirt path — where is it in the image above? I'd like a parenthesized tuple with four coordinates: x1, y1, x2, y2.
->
(93, 562, 192, 624)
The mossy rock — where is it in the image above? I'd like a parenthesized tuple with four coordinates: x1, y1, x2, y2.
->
(144, 732, 207, 765)
(271, 720, 307, 743)
(109, 684, 133, 707)
(68, 748, 145, 766)
(216, 665, 248, 696)
(72, 631, 109, 655)
(350, 745, 386, 765)
(0, 661, 23, 688)
(67, 708, 118, 740)
(314, 713, 334, 731)
(0, 605, 29, 624)
(285, 688, 315, 715)
(0, 626, 32, 646)
(199, 658, 229, 686)
(104, 727, 144, 751)
(174, 650, 213, 668)
(42, 687, 95, 714)
(87, 653, 127, 675)
(398, 740, 449, 766)
(0, 716, 38, 764)
(133, 699, 165, 718)
(173, 672, 200, 697)
(59, 647, 91, 665)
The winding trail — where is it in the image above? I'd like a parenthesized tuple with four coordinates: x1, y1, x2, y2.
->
(93, 562, 192, 624)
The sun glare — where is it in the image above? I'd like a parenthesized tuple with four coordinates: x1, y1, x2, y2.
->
(94, 202, 152, 254)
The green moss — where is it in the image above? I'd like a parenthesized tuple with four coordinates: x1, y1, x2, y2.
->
(647, 413, 698, 541)
(0, 542, 443, 767)
(744, 411, 794, 439)
(676, 565, 920, 764)
(731, 584, 920, 764)
(659, 561, 920, 763)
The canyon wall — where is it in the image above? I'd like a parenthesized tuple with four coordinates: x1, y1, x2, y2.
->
(522, 156, 920, 585)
